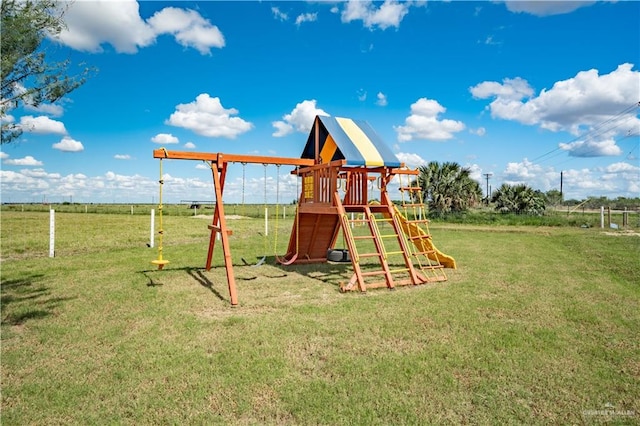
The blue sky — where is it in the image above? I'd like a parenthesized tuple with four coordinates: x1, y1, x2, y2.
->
(1, 0, 639, 204)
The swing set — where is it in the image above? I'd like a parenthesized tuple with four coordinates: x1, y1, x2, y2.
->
(151, 115, 456, 306)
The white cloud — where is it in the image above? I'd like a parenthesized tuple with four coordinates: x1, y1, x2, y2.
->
(0, 166, 169, 203)
(357, 89, 367, 102)
(151, 133, 179, 144)
(470, 77, 534, 103)
(56, 0, 224, 55)
(500, 158, 560, 194)
(184, 142, 196, 149)
(0, 152, 9, 159)
(56, 0, 155, 53)
(24, 103, 64, 117)
(195, 163, 209, 170)
(3, 155, 43, 166)
(395, 152, 427, 169)
(53, 136, 84, 152)
(166, 94, 253, 138)
(19, 115, 67, 135)
(272, 7, 289, 21)
(604, 162, 640, 174)
(503, 158, 547, 181)
(272, 100, 329, 137)
(147, 7, 225, 55)
(470, 127, 486, 136)
(561, 168, 617, 195)
(559, 138, 623, 157)
(341, 0, 411, 30)
(491, 158, 639, 200)
(0, 170, 51, 192)
(465, 163, 483, 183)
(21, 168, 61, 179)
(482, 35, 502, 46)
(114, 154, 131, 160)
(394, 98, 466, 142)
(503, 1, 595, 17)
(376, 92, 388, 107)
(1, 114, 15, 124)
(296, 13, 318, 26)
(470, 64, 640, 144)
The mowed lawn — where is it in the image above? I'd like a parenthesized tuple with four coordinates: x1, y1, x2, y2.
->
(1, 211, 638, 424)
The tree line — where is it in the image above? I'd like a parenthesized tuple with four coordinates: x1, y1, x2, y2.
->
(410, 161, 639, 217)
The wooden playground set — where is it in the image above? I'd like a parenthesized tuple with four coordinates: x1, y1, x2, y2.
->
(152, 116, 456, 305)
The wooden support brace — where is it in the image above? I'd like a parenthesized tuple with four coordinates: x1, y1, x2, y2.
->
(208, 225, 233, 236)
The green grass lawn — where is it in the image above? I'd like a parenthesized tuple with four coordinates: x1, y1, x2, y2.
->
(1, 211, 638, 424)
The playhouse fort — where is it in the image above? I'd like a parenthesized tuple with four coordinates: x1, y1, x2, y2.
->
(153, 115, 456, 305)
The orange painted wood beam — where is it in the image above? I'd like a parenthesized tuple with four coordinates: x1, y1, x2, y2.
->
(153, 149, 315, 167)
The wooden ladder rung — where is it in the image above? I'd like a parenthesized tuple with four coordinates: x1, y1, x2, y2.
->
(412, 250, 436, 256)
(420, 265, 445, 270)
(399, 186, 422, 191)
(353, 235, 375, 240)
(421, 275, 448, 283)
(389, 267, 410, 273)
(408, 234, 431, 240)
(359, 252, 382, 258)
(361, 270, 388, 277)
(404, 219, 430, 224)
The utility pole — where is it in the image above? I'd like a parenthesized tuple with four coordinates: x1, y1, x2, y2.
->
(483, 173, 492, 205)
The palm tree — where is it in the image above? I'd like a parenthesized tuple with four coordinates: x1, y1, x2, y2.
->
(413, 161, 482, 216)
(492, 183, 546, 215)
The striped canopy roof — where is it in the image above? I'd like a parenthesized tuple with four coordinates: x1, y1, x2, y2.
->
(301, 116, 401, 168)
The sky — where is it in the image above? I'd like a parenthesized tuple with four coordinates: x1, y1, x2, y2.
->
(1, 0, 639, 205)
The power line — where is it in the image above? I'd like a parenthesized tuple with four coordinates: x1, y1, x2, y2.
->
(531, 101, 640, 164)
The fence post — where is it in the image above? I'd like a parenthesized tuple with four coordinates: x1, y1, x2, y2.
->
(49, 209, 55, 258)
(607, 206, 611, 228)
(623, 208, 628, 227)
(600, 206, 604, 228)
(150, 209, 155, 248)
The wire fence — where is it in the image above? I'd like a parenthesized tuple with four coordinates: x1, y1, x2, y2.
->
(2, 203, 637, 262)
(0, 203, 296, 218)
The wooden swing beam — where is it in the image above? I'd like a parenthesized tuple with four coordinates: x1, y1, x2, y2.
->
(153, 149, 314, 306)
(153, 149, 314, 167)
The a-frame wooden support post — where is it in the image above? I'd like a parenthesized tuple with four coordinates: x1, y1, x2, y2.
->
(206, 160, 238, 306)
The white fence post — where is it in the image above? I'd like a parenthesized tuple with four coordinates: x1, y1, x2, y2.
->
(600, 206, 604, 229)
(150, 209, 155, 248)
(49, 209, 55, 258)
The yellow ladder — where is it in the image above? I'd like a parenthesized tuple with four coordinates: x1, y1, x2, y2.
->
(398, 184, 448, 282)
